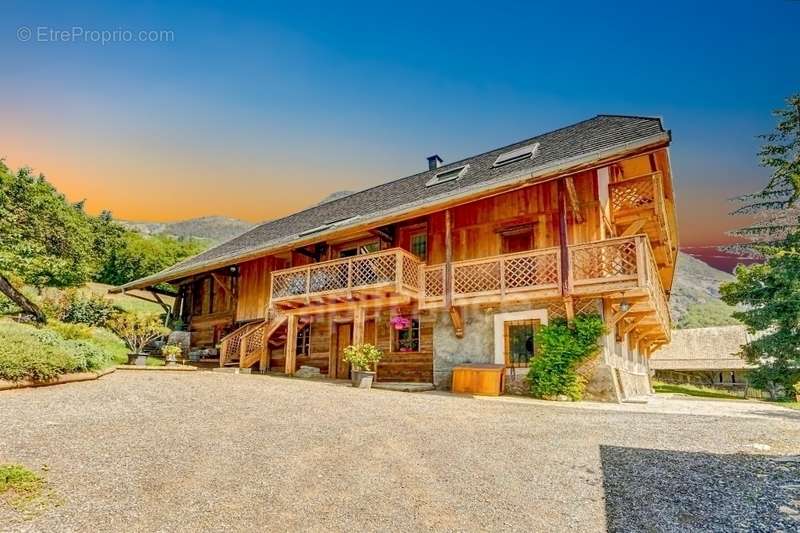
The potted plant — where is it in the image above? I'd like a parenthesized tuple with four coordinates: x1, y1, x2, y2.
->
(343, 343, 383, 389)
(107, 312, 169, 366)
(162, 344, 182, 367)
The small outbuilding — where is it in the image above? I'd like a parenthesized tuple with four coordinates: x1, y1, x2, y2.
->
(649, 325, 754, 387)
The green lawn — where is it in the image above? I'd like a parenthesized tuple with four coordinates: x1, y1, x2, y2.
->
(652, 381, 744, 400)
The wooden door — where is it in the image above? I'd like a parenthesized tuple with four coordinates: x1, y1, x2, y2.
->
(335, 323, 352, 379)
(364, 319, 376, 345)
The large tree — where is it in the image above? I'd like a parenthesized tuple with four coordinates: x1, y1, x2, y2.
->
(720, 233, 800, 397)
(0, 162, 98, 321)
(725, 94, 800, 257)
(720, 95, 800, 397)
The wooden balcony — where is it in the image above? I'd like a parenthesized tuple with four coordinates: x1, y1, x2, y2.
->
(270, 248, 421, 310)
(421, 248, 562, 308)
(421, 235, 670, 341)
(608, 171, 676, 269)
(268, 236, 670, 341)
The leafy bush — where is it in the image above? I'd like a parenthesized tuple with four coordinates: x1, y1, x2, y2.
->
(47, 320, 92, 340)
(0, 320, 119, 381)
(106, 312, 168, 354)
(343, 343, 383, 371)
(528, 314, 605, 401)
(41, 289, 118, 326)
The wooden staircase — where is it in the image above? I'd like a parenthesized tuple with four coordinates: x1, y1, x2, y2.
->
(219, 311, 288, 371)
(218, 312, 312, 372)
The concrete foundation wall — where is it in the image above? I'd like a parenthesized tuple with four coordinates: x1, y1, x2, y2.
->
(431, 306, 494, 389)
(430, 300, 654, 402)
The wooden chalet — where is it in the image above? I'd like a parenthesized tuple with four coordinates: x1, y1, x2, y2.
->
(115, 115, 678, 401)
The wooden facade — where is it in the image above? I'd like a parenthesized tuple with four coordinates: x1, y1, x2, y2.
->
(169, 145, 677, 384)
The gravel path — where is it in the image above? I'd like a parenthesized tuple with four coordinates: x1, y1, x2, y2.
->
(1, 371, 799, 532)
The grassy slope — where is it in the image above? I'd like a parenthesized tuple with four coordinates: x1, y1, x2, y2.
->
(670, 252, 741, 328)
(652, 381, 744, 400)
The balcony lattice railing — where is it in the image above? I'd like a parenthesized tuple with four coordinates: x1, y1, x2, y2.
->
(270, 248, 420, 302)
(267, 236, 670, 336)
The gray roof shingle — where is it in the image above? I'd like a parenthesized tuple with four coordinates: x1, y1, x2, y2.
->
(118, 114, 668, 289)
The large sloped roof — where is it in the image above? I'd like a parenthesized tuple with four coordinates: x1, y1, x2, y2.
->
(116, 114, 668, 291)
(649, 326, 754, 371)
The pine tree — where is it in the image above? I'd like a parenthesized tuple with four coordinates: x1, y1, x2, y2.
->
(725, 94, 800, 257)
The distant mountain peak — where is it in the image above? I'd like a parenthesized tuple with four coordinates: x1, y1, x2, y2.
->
(316, 190, 355, 205)
(121, 216, 255, 243)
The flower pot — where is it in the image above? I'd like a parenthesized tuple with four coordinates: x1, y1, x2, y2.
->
(351, 370, 376, 389)
(165, 355, 178, 367)
(127, 353, 147, 366)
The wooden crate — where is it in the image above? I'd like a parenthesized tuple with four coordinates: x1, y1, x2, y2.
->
(451, 364, 505, 396)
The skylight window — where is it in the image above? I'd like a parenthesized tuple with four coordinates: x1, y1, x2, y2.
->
(298, 215, 361, 237)
(493, 143, 540, 167)
(299, 224, 331, 237)
(425, 164, 469, 187)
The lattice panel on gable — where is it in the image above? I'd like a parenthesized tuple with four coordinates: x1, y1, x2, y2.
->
(610, 176, 656, 212)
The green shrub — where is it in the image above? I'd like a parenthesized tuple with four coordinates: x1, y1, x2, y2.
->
(41, 288, 118, 326)
(47, 320, 92, 340)
(0, 325, 77, 381)
(528, 313, 605, 401)
(0, 320, 118, 381)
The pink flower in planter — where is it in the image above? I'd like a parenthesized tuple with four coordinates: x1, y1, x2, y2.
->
(390, 315, 412, 330)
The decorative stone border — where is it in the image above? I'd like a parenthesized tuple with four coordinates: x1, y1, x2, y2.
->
(116, 365, 197, 371)
(0, 367, 116, 392)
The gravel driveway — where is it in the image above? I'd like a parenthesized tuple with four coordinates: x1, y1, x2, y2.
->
(1, 371, 799, 532)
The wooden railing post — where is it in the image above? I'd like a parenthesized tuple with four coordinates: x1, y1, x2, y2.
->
(285, 315, 298, 375)
(557, 178, 571, 296)
(395, 250, 402, 293)
(444, 209, 453, 309)
(239, 334, 248, 368)
(635, 236, 647, 287)
(499, 257, 506, 298)
(346, 258, 353, 298)
(219, 338, 227, 367)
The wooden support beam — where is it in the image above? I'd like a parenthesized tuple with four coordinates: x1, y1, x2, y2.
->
(608, 306, 633, 327)
(352, 306, 366, 346)
(284, 315, 299, 375)
(564, 296, 575, 321)
(282, 295, 413, 316)
(618, 314, 647, 339)
(293, 246, 320, 260)
(620, 218, 647, 237)
(149, 290, 172, 315)
(445, 209, 453, 309)
(564, 176, 585, 224)
(449, 307, 464, 338)
(557, 179, 571, 297)
(369, 226, 395, 245)
(210, 273, 230, 294)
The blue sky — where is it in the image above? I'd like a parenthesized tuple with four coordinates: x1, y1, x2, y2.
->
(1, 0, 798, 245)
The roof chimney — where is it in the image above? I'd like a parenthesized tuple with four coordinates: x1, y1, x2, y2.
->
(427, 154, 443, 171)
